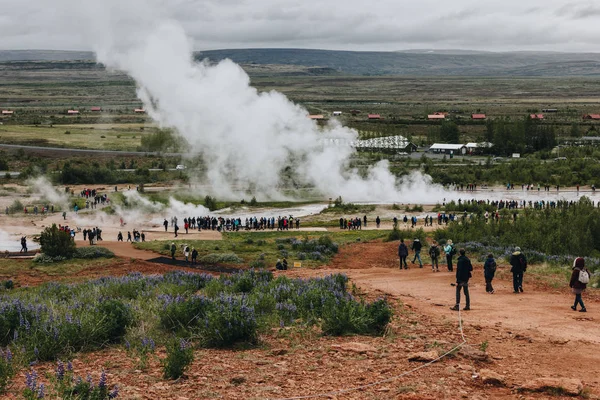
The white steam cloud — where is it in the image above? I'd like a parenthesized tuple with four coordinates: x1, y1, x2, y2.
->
(26, 176, 70, 209)
(20, 1, 450, 203)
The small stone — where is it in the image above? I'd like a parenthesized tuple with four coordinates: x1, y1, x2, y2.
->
(230, 376, 246, 386)
(408, 351, 438, 362)
(271, 348, 288, 356)
(459, 345, 489, 362)
(479, 369, 505, 386)
(330, 342, 377, 354)
(519, 378, 583, 396)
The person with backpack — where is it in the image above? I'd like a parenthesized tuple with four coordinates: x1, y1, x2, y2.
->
(191, 248, 198, 265)
(411, 238, 423, 268)
(170, 242, 177, 260)
(398, 239, 409, 269)
(444, 240, 456, 272)
(570, 257, 590, 312)
(509, 246, 527, 293)
(184, 245, 190, 263)
(483, 253, 497, 294)
(429, 241, 440, 272)
(450, 248, 473, 311)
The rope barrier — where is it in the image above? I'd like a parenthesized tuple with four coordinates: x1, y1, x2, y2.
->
(272, 309, 467, 400)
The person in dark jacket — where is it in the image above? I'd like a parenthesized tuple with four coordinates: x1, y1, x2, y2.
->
(191, 248, 198, 265)
(411, 238, 423, 268)
(509, 247, 527, 293)
(483, 253, 497, 294)
(429, 241, 440, 272)
(170, 242, 177, 260)
(570, 257, 590, 312)
(398, 239, 409, 269)
(450, 249, 473, 311)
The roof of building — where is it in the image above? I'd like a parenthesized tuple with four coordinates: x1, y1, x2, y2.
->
(466, 142, 493, 148)
(1, 110, 14, 114)
(430, 143, 466, 150)
(584, 114, 600, 119)
(90, 106, 102, 111)
(530, 114, 544, 119)
(428, 114, 446, 119)
(351, 135, 414, 150)
(308, 114, 324, 120)
(134, 108, 146, 113)
(67, 110, 79, 114)
(368, 114, 381, 119)
(471, 114, 486, 119)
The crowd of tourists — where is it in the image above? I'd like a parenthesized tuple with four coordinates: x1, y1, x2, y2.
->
(163, 215, 301, 237)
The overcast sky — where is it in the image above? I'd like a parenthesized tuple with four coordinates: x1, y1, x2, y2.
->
(1, 0, 600, 52)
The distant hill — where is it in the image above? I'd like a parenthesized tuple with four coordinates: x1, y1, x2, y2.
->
(0, 50, 95, 62)
(197, 48, 600, 76)
(4, 48, 600, 76)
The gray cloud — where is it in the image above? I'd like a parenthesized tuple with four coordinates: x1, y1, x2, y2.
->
(0, 0, 598, 52)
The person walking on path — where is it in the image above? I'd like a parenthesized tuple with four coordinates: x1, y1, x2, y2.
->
(450, 248, 473, 311)
(163, 219, 168, 232)
(411, 238, 423, 268)
(184, 245, 190, 263)
(444, 240, 455, 272)
(510, 246, 527, 293)
(429, 241, 440, 272)
(570, 257, 590, 312)
(191, 248, 198, 265)
(398, 239, 409, 269)
(170, 242, 177, 260)
(483, 253, 497, 294)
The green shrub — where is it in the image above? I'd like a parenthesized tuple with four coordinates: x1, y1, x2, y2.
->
(163, 339, 194, 380)
(201, 295, 258, 347)
(160, 296, 212, 333)
(39, 224, 75, 258)
(95, 299, 133, 344)
(321, 297, 392, 336)
(2, 281, 14, 290)
(73, 246, 115, 259)
(199, 253, 243, 264)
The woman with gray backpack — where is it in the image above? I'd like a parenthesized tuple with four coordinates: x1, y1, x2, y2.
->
(570, 257, 590, 312)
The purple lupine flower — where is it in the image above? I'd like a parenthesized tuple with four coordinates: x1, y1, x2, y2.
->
(67, 361, 73, 372)
(56, 361, 65, 381)
(109, 385, 119, 399)
(37, 383, 45, 399)
(99, 371, 107, 390)
(5, 348, 12, 362)
(34, 347, 39, 359)
(25, 369, 38, 391)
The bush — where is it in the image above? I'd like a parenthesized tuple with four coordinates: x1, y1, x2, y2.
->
(39, 224, 75, 259)
(199, 253, 243, 264)
(73, 246, 115, 259)
(8, 200, 23, 214)
(159, 295, 212, 333)
(95, 299, 133, 343)
(321, 297, 392, 336)
(162, 339, 194, 380)
(201, 295, 258, 347)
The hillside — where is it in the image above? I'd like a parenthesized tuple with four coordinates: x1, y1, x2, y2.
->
(197, 48, 600, 76)
(3, 48, 600, 76)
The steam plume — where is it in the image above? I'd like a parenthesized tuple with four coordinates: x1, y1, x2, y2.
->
(23, 1, 449, 202)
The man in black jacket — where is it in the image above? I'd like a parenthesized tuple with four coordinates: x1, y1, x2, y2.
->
(398, 239, 409, 269)
(450, 249, 473, 311)
(509, 246, 527, 293)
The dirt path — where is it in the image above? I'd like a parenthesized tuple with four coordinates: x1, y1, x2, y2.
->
(287, 240, 600, 393)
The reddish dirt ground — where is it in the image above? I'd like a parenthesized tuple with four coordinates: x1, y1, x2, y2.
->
(4, 240, 600, 399)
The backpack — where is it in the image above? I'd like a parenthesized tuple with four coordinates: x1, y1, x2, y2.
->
(485, 259, 497, 272)
(519, 254, 527, 272)
(450, 245, 457, 256)
(579, 269, 590, 284)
